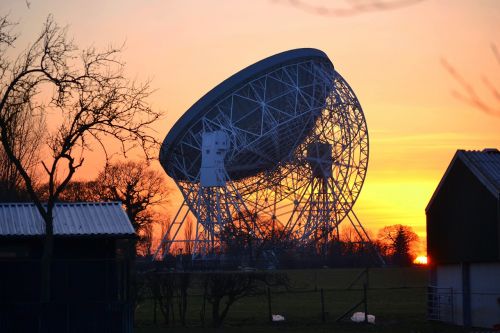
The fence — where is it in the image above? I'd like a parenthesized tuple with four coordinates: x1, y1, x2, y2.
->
(427, 285, 500, 327)
(427, 285, 454, 323)
(134, 267, 431, 328)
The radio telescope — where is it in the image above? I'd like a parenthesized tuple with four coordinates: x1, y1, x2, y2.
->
(154, 48, 377, 262)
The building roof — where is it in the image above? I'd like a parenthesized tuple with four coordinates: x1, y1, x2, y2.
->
(459, 149, 500, 195)
(0, 202, 135, 237)
(426, 148, 500, 212)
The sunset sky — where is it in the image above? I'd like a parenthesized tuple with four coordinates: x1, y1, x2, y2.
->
(3, 0, 500, 249)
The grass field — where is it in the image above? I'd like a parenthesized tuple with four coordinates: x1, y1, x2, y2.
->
(134, 267, 472, 333)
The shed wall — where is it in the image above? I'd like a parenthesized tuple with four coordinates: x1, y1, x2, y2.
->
(469, 262, 500, 328)
(434, 263, 500, 328)
(427, 159, 499, 263)
(435, 264, 463, 325)
(0, 237, 134, 332)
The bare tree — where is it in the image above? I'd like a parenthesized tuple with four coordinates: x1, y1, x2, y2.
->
(183, 217, 194, 255)
(95, 160, 169, 254)
(137, 221, 155, 257)
(0, 14, 161, 303)
(338, 225, 364, 255)
(339, 225, 363, 243)
(0, 104, 44, 201)
(37, 180, 101, 202)
(377, 224, 418, 265)
(442, 44, 500, 117)
(0, 17, 44, 201)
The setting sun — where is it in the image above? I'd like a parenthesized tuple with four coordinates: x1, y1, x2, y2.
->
(413, 256, 428, 265)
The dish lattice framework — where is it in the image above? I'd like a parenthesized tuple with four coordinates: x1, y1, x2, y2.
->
(154, 49, 376, 260)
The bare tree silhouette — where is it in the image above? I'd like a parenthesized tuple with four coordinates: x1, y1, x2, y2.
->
(96, 161, 169, 236)
(183, 217, 194, 255)
(442, 44, 500, 117)
(377, 224, 418, 265)
(0, 103, 44, 201)
(0, 14, 161, 304)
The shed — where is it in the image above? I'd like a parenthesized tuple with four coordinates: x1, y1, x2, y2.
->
(0, 202, 136, 333)
(426, 149, 500, 328)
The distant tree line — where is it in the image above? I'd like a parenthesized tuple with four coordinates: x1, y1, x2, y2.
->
(161, 220, 421, 270)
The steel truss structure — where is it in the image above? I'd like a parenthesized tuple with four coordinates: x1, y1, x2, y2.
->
(154, 49, 379, 263)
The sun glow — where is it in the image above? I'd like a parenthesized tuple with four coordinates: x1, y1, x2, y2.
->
(413, 255, 428, 265)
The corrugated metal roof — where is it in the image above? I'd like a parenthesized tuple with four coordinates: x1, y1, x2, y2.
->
(0, 202, 135, 237)
(459, 149, 500, 195)
(426, 148, 500, 212)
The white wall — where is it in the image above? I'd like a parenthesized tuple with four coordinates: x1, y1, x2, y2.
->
(436, 264, 462, 325)
(469, 262, 500, 328)
(435, 262, 500, 328)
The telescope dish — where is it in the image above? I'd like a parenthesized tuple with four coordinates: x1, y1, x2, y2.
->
(161, 48, 334, 182)
(155, 49, 379, 264)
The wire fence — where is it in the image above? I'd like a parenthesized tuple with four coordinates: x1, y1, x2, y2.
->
(134, 267, 432, 328)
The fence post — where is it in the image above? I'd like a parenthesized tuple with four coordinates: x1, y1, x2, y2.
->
(363, 282, 368, 323)
(450, 287, 454, 324)
(201, 279, 207, 328)
(153, 297, 157, 324)
(320, 288, 325, 322)
(267, 287, 272, 322)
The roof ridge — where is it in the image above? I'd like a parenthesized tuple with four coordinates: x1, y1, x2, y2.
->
(458, 149, 500, 153)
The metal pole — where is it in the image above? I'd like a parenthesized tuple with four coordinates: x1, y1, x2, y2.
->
(153, 297, 157, 324)
(363, 282, 368, 323)
(201, 279, 207, 328)
(320, 288, 325, 322)
(267, 287, 272, 322)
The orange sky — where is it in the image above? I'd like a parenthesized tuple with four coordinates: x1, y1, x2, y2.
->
(3, 0, 500, 247)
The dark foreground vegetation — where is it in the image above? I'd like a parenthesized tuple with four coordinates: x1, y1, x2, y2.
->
(133, 267, 472, 333)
